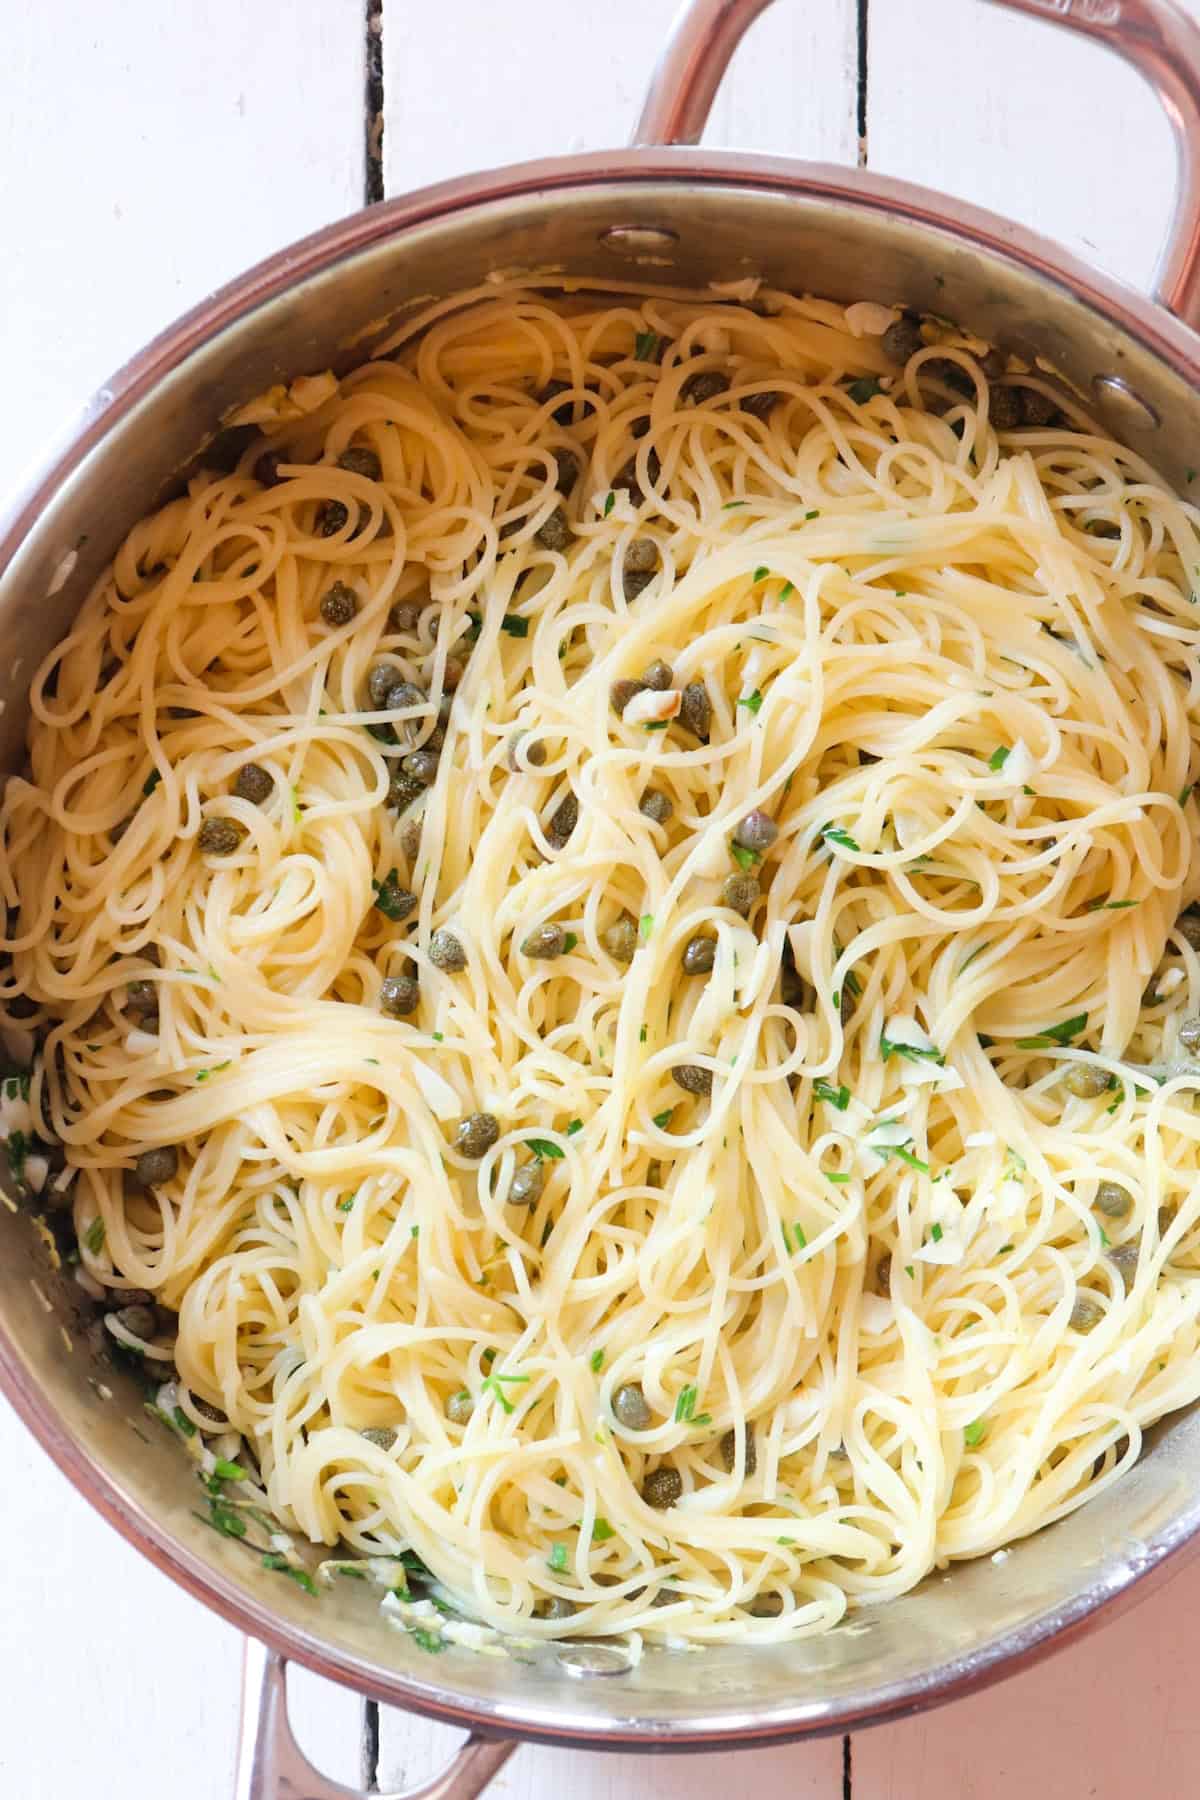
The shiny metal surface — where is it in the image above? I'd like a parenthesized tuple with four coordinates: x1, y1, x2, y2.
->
(5, 0, 1200, 1777)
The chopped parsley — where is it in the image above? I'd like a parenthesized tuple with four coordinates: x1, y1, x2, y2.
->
(738, 689, 763, 714)
(963, 1419, 987, 1447)
(603, 492, 615, 517)
(929, 1222, 944, 1242)
(753, 565, 769, 582)
(590, 1348, 604, 1373)
(213, 1458, 248, 1481)
(821, 821, 860, 853)
(409, 1627, 445, 1653)
(591, 1517, 616, 1542)
(674, 1384, 700, 1423)
(815, 1079, 851, 1111)
(142, 769, 161, 796)
(987, 746, 1010, 771)
(783, 1220, 807, 1253)
(652, 1108, 674, 1129)
(1087, 898, 1137, 911)
(723, 500, 747, 510)
(5, 1130, 26, 1182)
(1015, 1011, 1087, 1050)
(562, 931, 578, 951)
(634, 330, 659, 362)
(879, 1032, 944, 1067)
(891, 1147, 930, 1174)
(432, 1031, 443, 1042)
(548, 1541, 569, 1572)
(567, 1118, 583, 1136)
(825, 1170, 851, 1185)
(639, 913, 654, 940)
(337, 1195, 355, 1213)
(730, 843, 759, 871)
(83, 1217, 106, 1255)
(481, 1367, 531, 1414)
(500, 613, 529, 638)
(527, 1138, 565, 1160)
(804, 510, 820, 520)
(904, 1264, 915, 1278)
(780, 580, 796, 600)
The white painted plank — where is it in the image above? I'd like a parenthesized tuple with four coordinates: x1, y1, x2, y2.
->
(1, 0, 365, 505)
(867, 0, 1182, 295)
(853, 1549, 1200, 1798)
(381, 0, 857, 196)
(375, 1708, 845, 1799)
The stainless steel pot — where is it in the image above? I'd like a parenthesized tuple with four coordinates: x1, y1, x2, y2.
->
(6, 2, 1200, 1793)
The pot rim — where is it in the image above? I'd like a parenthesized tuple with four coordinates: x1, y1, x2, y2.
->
(4, 144, 1200, 1749)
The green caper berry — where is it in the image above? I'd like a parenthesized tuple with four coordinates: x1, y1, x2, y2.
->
(538, 1596, 576, 1620)
(135, 1145, 177, 1187)
(612, 1383, 652, 1430)
(234, 762, 274, 805)
(881, 316, 925, 363)
(748, 1594, 784, 1618)
(507, 732, 546, 771)
(546, 793, 579, 848)
(401, 749, 440, 788)
(1094, 1181, 1133, 1218)
(520, 923, 566, 960)
(367, 663, 397, 709)
(602, 917, 637, 964)
(640, 658, 673, 690)
(718, 1426, 756, 1475)
(125, 980, 158, 1019)
(445, 1390, 475, 1425)
(198, 817, 247, 856)
(989, 385, 1023, 429)
(611, 677, 647, 716)
(536, 506, 573, 551)
(625, 537, 659, 575)
(682, 936, 716, 975)
(672, 1064, 713, 1096)
(454, 1112, 499, 1158)
(554, 451, 580, 496)
(1180, 1017, 1200, 1054)
(732, 809, 778, 852)
(1175, 909, 1200, 949)
(319, 581, 358, 627)
(380, 975, 420, 1017)
(1070, 1293, 1104, 1332)
(337, 446, 382, 481)
(361, 1426, 397, 1450)
(641, 1466, 683, 1509)
(1107, 1244, 1139, 1290)
(509, 1162, 545, 1207)
(739, 390, 782, 420)
(721, 872, 760, 916)
(315, 499, 350, 537)
(429, 930, 466, 972)
(678, 681, 711, 741)
(1063, 1064, 1110, 1099)
(639, 788, 673, 825)
(680, 369, 730, 406)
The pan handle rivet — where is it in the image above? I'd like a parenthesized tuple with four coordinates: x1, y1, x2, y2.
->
(1092, 374, 1161, 429)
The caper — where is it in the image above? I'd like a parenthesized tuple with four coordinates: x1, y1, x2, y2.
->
(454, 1112, 500, 1158)
(624, 539, 660, 601)
(444, 657, 466, 690)
(537, 1596, 576, 1620)
(1180, 1017, 1200, 1054)
(190, 1393, 227, 1425)
(234, 762, 274, 805)
(748, 1594, 784, 1618)
(507, 732, 546, 771)
(135, 1145, 178, 1187)
(429, 930, 467, 972)
(721, 872, 760, 916)
(367, 663, 397, 709)
(445, 1390, 475, 1425)
(400, 817, 423, 862)
(612, 448, 661, 506)
(682, 935, 716, 975)
(611, 677, 647, 715)
(554, 450, 580, 496)
(641, 1466, 683, 1509)
(739, 390, 782, 420)
(1063, 1064, 1110, 1098)
(521, 923, 567, 960)
(1175, 908, 1200, 949)
(361, 1425, 397, 1450)
(509, 1161, 545, 1207)
(718, 1426, 756, 1476)
(881, 315, 925, 364)
(602, 917, 638, 964)
(678, 681, 711, 741)
(319, 581, 358, 627)
(1070, 1293, 1104, 1332)
(1107, 1244, 1140, 1290)
(385, 679, 427, 718)
(681, 370, 730, 406)
(380, 975, 420, 1017)
(732, 809, 778, 853)
(1159, 1201, 1179, 1238)
(401, 749, 440, 788)
(873, 1252, 892, 1296)
(639, 788, 673, 825)
(338, 446, 382, 481)
(650, 1587, 678, 1607)
(388, 599, 425, 634)
(198, 817, 247, 856)
(125, 980, 158, 1020)
(536, 505, 573, 552)
(538, 379, 575, 425)
(640, 658, 673, 690)
(254, 449, 286, 487)
(1094, 1181, 1133, 1218)
(612, 1382, 652, 1430)
(546, 793, 579, 848)
(387, 768, 425, 814)
(111, 1303, 158, 1340)
(672, 1064, 713, 1095)
(989, 385, 1023, 430)
(315, 499, 350, 537)
(1019, 386, 1059, 427)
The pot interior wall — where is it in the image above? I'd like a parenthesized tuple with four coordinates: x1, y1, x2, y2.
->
(2, 164, 1199, 1743)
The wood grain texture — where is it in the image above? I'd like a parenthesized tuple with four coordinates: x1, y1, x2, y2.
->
(6, 1, 1200, 1795)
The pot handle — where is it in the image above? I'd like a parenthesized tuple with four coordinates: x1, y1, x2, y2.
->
(633, 0, 1200, 327)
(234, 1640, 516, 1800)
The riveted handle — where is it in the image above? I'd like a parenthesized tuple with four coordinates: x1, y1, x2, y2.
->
(234, 1640, 515, 1800)
(634, 0, 1200, 330)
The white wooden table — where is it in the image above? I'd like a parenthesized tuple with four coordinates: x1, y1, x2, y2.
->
(4, 3, 1199, 1794)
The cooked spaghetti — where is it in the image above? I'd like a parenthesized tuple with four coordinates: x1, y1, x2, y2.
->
(3, 278, 1200, 1647)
